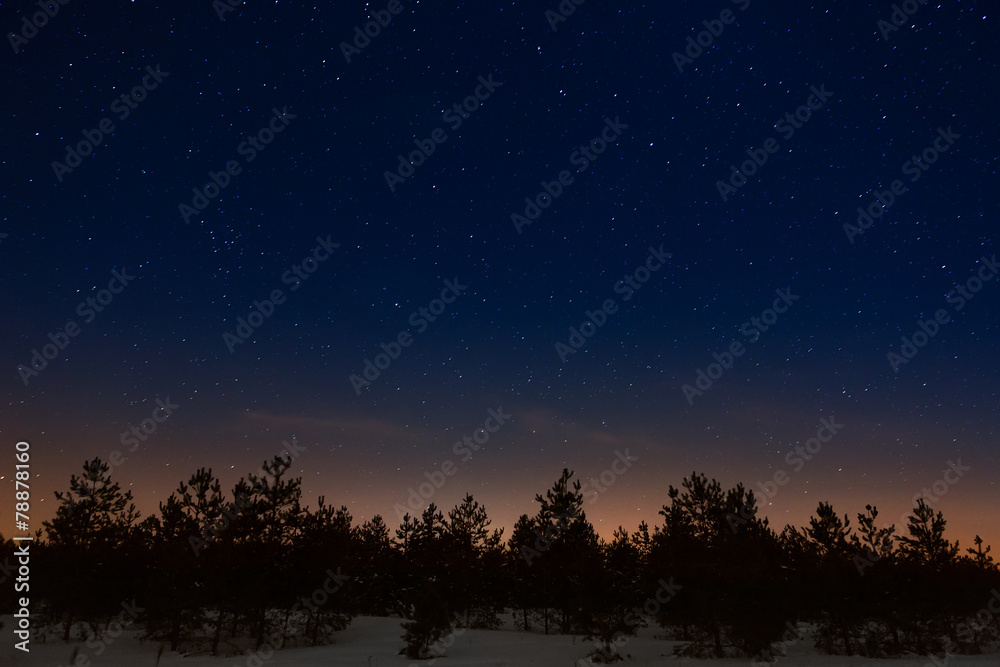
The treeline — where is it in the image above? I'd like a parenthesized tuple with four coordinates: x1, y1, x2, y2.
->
(1, 458, 998, 662)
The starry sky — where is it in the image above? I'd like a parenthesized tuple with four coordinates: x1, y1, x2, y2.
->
(2, 1, 998, 551)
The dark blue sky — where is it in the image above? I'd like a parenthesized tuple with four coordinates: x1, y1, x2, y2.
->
(2, 0, 998, 549)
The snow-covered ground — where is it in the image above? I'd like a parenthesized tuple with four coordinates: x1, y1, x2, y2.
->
(2, 615, 996, 666)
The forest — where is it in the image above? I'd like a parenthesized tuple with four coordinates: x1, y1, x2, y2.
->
(2, 456, 998, 664)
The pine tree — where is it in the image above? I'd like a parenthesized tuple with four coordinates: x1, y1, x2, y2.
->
(244, 455, 306, 649)
(652, 474, 725, 656)
(850, 504, 895, 575)
(632, 521, 652, 568)
(394, 504, 451, 631)
(249, 455, 305, 547)
(399, 583, 456, 659)
(444, 494, 504, 628)
(147, 468, 225, 652)
(581, 527, 645, 662)
(652, 473, 784, 658)
(965, 535, 994, 570)
(41, 458, 143, 637)
(507, 513, 541, 630)
(888, 500, 959, 655)
(357, 515, 395, 614)
(803, 502, 859, 656)
(716, 485, 788, 659)
(897, 499, 959, 569)
(292, 498, 356, 645)
(43, 457, 141, 551)
(805, 502, 852, 559)
(529, 469, 601, 634)
(662, 472, 727, 544)
(847, 505, 901, 656)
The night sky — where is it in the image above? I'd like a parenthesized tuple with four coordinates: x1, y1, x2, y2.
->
(2, 1, 998, 552)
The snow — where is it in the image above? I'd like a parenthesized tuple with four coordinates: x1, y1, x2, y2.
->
(2, 615, 997, 666)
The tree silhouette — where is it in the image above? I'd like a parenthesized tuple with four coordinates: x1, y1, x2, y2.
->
(652, 473, 786, 658)
(528, 469, 601, 634)
(581, 526, 645, 662)
(43, 457, 141, 550)
(244, 455, 306, 649)
(356, 514, 395, 614)
(25, 461, 1000, 662)
(147, 468, 224, 652)
(805, 501, 852, 559)
(898, 499, 959, 568)
(444, 494, 505, 628)
(507, 513, 541, 630)
(40, 458, 142, 638)
(291, 498, 356, 645)
(802, 502, 860, 656)
(850, 504, 895, 574)
(399, 582, 455, 659)
(965, 535, 994, 569)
